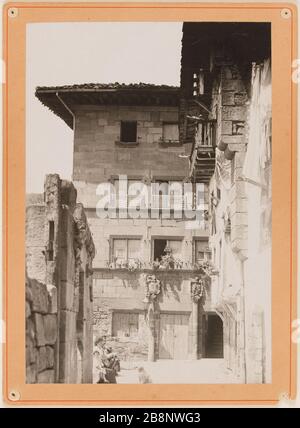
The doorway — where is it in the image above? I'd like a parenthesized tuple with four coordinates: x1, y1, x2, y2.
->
(204, 313, 224, 358)
(159, 312, 189, 360)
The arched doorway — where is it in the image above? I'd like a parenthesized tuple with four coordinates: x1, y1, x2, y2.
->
(204, 313, 224, 358)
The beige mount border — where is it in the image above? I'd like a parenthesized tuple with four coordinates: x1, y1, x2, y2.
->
(2, 2, 297, 405)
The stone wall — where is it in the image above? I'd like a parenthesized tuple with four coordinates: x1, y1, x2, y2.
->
(93, 269, 210, 363)
(26, 277, 57, 383)
(73, 105, 190, 185)
(70, 103, 213, 369)
(83, 214, 209, 269)
(26, 199, 46, 284)
(246, 309, 265, 383)
(203, 58, 270, 383)
(25, 174, 95, 384)
(213, 64, 249, 259)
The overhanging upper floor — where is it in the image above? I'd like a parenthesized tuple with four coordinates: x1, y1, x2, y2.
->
(35, 83, 180, 129)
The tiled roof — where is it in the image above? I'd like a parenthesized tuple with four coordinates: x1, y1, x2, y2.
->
(35, 83, 180, 129)
(36, 82, 179, 91)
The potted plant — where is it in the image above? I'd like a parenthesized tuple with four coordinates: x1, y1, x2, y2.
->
(127, 258, 142, 272)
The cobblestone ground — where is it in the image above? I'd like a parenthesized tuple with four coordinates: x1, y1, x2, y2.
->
(112, 359, 240, 384)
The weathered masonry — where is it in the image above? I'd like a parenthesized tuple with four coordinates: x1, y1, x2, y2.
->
(36, 84, 222, 369)
(181, 22, 271, 383)
(26, 174, 95, 383)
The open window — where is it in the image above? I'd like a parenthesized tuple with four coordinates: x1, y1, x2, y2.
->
(47, 220, 55, 261)
(120, 121, 137, 143)
(153, 238, 182, 261)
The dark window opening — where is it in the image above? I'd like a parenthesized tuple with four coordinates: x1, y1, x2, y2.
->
(47, 221, 54, 261)
(89, 284, 93, 302)
(153, 238, 182, 261)
(153, 239, 167, 261)
(49, 220, 54, 241)
(120, 121, 137, 143)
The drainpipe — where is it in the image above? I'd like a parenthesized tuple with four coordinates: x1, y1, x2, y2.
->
(56, 92, 75, 127)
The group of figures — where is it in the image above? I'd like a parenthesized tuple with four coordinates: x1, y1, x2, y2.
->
(93, 336, 152, 384)
(93, 336, 121, 383)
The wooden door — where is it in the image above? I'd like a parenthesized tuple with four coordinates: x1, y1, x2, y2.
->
(112, 312, 139, 339)
(159, 313, 189, 360)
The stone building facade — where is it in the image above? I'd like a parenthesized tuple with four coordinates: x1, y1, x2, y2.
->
(181, 23, 271, 383)
(26, 174, 95, 383)
(35, 23, 272, 383)
(36, 85, 221, 373)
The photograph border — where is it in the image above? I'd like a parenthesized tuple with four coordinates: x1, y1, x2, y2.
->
(2, 1, 298, 405)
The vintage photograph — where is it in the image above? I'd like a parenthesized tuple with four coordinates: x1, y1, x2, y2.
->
(25, 21, 271, 385)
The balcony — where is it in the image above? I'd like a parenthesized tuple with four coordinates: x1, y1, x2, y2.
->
(101, 258, 218, 275)
(189, 121, 216, 183)
(190, 144, 216, 183)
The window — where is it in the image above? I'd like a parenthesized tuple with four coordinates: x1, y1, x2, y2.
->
(162, 123, 179, 143)
(151, 180, 183, 212)
(193, 69, 205, 96)
(120, 121, 137, 143)
(153, 238, 182, 261)
(112, 238, 141, 263)
(47, 221, 54, 261)
(112, 312, 139, 339)
(194, 239, 211, 264)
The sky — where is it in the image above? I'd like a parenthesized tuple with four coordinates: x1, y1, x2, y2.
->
(26, 22, 183, 193)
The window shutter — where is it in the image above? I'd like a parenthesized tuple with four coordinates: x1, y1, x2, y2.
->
(128, 239, 141, 261)
(163, 123, 179, 142)
(113, 239, 127, 262)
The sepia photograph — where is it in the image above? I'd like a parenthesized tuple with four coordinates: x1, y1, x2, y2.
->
(25, 21, 272, 385)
